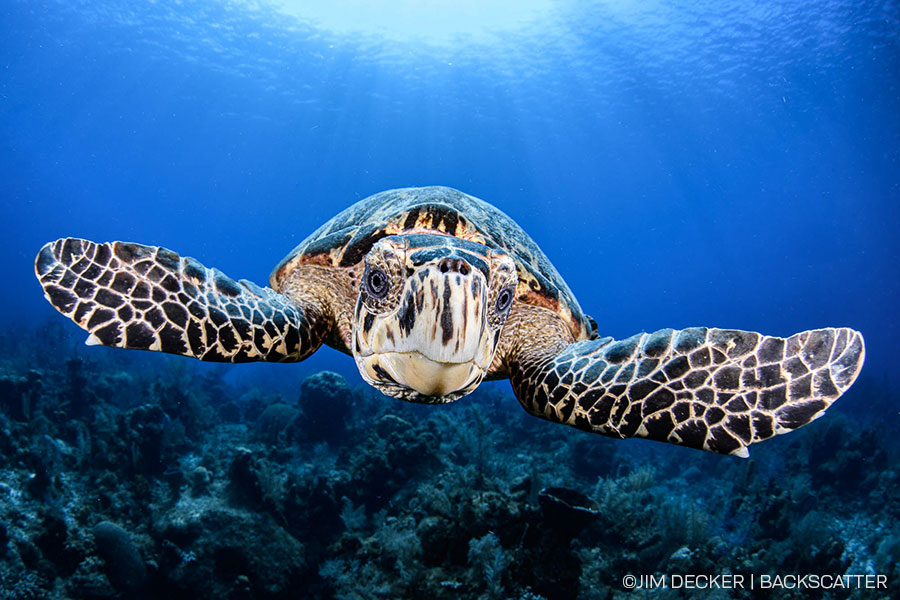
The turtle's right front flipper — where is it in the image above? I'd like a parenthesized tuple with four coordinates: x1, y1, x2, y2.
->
(35, 238, 328, 362)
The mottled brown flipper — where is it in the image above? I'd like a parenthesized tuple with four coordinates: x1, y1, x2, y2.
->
(509, 327, 865, 456)
(35, 238, 328, 362)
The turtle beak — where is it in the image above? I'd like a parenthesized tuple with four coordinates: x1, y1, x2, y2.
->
(367, 351, 482, 397)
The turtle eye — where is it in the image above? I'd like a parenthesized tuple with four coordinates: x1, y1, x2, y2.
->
(364, 266, 389, 299)
(495, 286, 514, 313)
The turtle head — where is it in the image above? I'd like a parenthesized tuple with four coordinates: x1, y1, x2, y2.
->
(352, 233, 517, 403)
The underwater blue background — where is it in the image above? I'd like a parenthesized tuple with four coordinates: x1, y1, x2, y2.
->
(2, 2, 900, 598)
(3, 0, 898, 387)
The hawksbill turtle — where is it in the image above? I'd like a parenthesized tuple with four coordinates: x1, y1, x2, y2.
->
(34, 186, 865, 457)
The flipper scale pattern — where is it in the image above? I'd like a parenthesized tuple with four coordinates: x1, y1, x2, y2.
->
(36, 238, 324, 362)
(510, 327, 865, 456)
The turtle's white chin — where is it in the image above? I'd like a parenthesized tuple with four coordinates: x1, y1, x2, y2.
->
(360, 351, 484, 399)
(379, 351, 481, 397)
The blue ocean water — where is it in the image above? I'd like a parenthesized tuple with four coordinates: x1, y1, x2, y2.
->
(3, 0, 898, 383)
(1, 1, 899, 598)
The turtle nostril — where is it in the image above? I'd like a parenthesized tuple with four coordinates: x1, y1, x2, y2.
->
(438, 258, 454, 273)
(438, 258, 472, 275)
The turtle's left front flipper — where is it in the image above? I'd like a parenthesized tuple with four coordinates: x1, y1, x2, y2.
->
(36, 238, 328, 362)
(509, 327, 864, 456)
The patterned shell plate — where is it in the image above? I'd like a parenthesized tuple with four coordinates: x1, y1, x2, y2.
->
(270, 186, 592, 340)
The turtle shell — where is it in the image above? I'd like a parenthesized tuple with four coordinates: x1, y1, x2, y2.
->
(271, 186, 593, 341)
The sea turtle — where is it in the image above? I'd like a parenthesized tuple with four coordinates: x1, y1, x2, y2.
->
(34, 186, 865, 457)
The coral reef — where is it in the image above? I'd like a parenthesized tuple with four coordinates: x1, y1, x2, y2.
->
(91, 521, 147, 594)
(0, 325, 898, 599)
